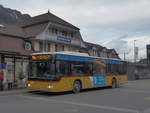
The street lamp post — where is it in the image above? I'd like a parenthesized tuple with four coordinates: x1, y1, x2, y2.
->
(134, 40, 136, 63)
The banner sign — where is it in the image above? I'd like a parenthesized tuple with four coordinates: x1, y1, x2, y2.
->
(57, 36, 71, 43)
(0, 64, 6, 69)
(106, 59, 123, 64)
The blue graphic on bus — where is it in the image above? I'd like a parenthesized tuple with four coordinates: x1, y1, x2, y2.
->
(56, 54, 93, 62)
(106, 59, 123, 64)
(93, 75, 106, 86)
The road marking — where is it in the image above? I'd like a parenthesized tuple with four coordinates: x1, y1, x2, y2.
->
(128, 89, 150, 94)
(64, 109, 78, 113)
(19, 95, 139, 113)
(142, 108, 150, 113)
(120, 88, 150, 94)
(145, 97, 150, 100)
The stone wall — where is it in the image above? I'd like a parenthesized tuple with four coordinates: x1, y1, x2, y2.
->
(127, 63, 150, 80)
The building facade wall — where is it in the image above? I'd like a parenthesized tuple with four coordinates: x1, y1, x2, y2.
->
(84, 42, 120, 59)
(33, 39, 79, 53)
(33, 40, 40, 51)
(0, 34, 31, 90)
(32, 22, 85, 53)
(0, 35, 25, 53)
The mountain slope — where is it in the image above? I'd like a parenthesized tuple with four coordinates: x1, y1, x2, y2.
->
(0, 5, 31, 24)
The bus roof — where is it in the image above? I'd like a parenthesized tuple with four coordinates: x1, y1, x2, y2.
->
(31, 51, 89, 57)
(31, 51, 124, 62)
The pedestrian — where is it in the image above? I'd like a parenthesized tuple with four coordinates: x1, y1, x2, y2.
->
(0, 69, 4, 91)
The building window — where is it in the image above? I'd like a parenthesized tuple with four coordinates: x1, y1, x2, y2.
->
(55, 29, 58, 34)
(47, 28, 51, 34)
(52, 28, 58, 34)
(55, 44, 58, 52)
(62, 45, 64, 51)
(1, 55, 5, 64)
(62, 31, 65, 35)
(93, 49, 97, 56)
(48, 43, 51, 52)
(62, 31, 67, 36)
(70, 32, 73, 37)
(52, 28, 54, 33)
(39, 41, 43, 51)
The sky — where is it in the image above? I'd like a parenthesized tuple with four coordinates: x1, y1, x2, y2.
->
(0, 0, 150, 60)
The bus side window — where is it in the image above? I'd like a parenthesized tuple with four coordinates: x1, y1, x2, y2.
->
(56, 60, 70, 76)
(106, 64, 117, 74)
(93, 62, 100, 75)
(93, 60, 106, 75)
(71, 62, 92, 75)
(106, 61, 127, 75)
(106, 63, 111, 74)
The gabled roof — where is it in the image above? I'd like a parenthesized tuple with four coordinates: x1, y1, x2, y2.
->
(99, 47, 107, 51)
(0, 12, 80, 38)
(107, 49, 118, 55)
(16, 12, 79, 30)
(22, 22, 48, 38)
(0, 24, 25, 38)
(84, 41, 103, 49)
(107, 49, 115, 53)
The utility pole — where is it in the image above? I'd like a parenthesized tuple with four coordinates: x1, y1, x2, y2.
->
(124, 52, 126, 61)
(134, 40, 136, 63)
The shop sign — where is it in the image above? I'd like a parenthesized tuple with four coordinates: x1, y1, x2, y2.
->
(0, 64, 6, 69)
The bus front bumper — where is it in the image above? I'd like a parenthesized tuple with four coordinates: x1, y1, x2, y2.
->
(27, 81, 56, 92)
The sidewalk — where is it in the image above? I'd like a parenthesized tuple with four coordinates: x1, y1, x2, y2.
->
(0, 88, 28, 96)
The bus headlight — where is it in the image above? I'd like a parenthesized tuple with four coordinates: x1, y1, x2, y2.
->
(48, 85, 53, 89)
(28, 83, 31, 87)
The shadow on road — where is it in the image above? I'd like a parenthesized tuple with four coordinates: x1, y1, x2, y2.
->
(26, 86, 119, 97)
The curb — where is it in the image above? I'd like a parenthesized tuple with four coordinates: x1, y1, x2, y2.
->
(0, 89, 28, 96)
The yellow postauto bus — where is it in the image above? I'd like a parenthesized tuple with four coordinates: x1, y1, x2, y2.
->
(27, 52, 127, 93)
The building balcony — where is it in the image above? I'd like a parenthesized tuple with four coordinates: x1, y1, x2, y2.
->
(36, 32, 85, 47)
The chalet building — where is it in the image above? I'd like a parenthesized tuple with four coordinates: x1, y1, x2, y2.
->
(16, 11, 85, 53)
(0, 11, 120, 90)
(84, 42, 101, 56)
(107, 49, 120, 59)
(84, 42, 120, 59)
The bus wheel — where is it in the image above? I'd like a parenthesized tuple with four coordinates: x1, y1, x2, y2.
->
(73, 80, 81, 93)
(111, 79, 117, 88)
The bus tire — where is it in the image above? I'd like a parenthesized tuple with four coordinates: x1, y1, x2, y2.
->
(73, 80, 81, 93)
(111, 78, 117, 88)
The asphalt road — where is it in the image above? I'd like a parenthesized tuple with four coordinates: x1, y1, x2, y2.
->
(1, 80, 150, 113)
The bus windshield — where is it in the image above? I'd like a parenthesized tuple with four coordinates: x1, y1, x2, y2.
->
(29, 61, 55, 80)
